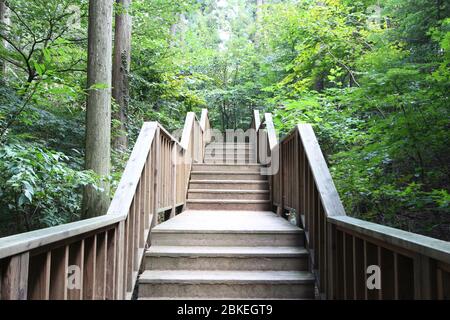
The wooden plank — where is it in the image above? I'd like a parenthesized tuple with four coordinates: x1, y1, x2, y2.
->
(1, 252, 29, 300)
(105, 228, 116, 300)
(115, 222, 125, 299)
(363, 241, 378, 300)
(379, 247, 395, 299)
(28, 252, 51, 300)
(49, 246, 68, 300)
(353, 237, 365, 299)
(326, 223, 336, 299)
(134, 182, 141, 266)
(343, 233, 354, 299)
(335, 230, 344, 299)
(82, 236, 96, 300)
(171, 143, 177, 218)
(413, 254, 432, 299)
(126, 201, 135, 292)
(95, 232, 107, 299)
(277, 142, 283, 216)
(395, 253, 414, 299)
(67, 241, 84, 300)
(152, 127, 161, 228)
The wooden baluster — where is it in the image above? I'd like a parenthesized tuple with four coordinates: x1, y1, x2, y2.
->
(152, 127, 161, 227)
(363, 241, 379, 300)
(50, 246, 69, 300)
(335, 230, 344, 299)
(353, 237, 365, 299)
(68, 241, 84, 300)
(83, 236, 96, 299)
(395, 254, 414, 299)
(126, 200, 135, 292)
(116, 221, 126, 299)
(28, 252, 51, 300)
(277, 143, 283, 216)
(106, 228, 117, 300)
(319, 203, 326, 294)
(95, 232, 107, 299)
(171, 143, 177, 218)
(343, 233, 354, 299)
(326, 223, 336, 299)
(134, 182, 141, 266)
(379, 247, 395, 299)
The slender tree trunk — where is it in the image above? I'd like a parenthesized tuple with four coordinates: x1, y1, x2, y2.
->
(0, 0, 10, 81)
(112, 0, 132, 150)
(83, 0, 113, 219)
(254, 0, 264, 46)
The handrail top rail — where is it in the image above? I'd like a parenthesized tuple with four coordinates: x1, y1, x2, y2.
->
(329, 215, 450, 264)
(0, 214, 123, 260)
(0, 109, 207, 260)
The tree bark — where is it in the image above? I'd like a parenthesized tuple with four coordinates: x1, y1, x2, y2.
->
(83, 0, 113, 218)
(0, 0, 10, 81)
(112, 0, 132, 151)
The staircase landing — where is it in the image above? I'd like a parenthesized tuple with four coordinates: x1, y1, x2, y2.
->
(152, 210, 300, 232)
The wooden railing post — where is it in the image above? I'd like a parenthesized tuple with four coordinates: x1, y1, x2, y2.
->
(115, 221, 125, 299)
(414, 254, 432, 299)
(152, 127, 161, 227)
(1, 252, 29, 300)
(171, 143, 177, 218)
(276, 142, 284, 216)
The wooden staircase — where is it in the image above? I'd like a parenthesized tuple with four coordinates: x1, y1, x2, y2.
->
(2, 109, 449, 300)
(187, 142, 271, 211)
(138, 211, 315, 299)
(138, 143, 315, 299)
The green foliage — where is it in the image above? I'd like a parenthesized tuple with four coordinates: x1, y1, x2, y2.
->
(265, 0, 450, 240)
(0, 144, 99, 236)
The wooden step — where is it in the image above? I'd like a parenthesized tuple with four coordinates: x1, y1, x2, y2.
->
(207, 143, 254, 148)
(205, 147, 256, 154)
(203, 159, 257, 164)
(189, 180, 269, 190)
(145, 246, 309, 271)
(187, 199, 271, 210)
(192, 163, 262, 171)
(188, 189, 269, 200)
(138, 270, 315, 299)
(204, 155, 256, 161)
(190, 171, 265, 181)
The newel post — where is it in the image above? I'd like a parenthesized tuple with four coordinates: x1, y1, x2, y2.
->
(1, 252, 29, 300)
(171, 142, 177, 218)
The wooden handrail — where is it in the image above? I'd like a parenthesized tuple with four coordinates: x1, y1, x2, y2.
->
(0, 110, 208, 300)
(256, 110, 450, 300)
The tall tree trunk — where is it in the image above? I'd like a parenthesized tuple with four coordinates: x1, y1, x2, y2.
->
(112, 0, 132, 150)
(254, 0, 264, 46)
(83, 0, 113, 219)
(0, 0, 10, 81)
